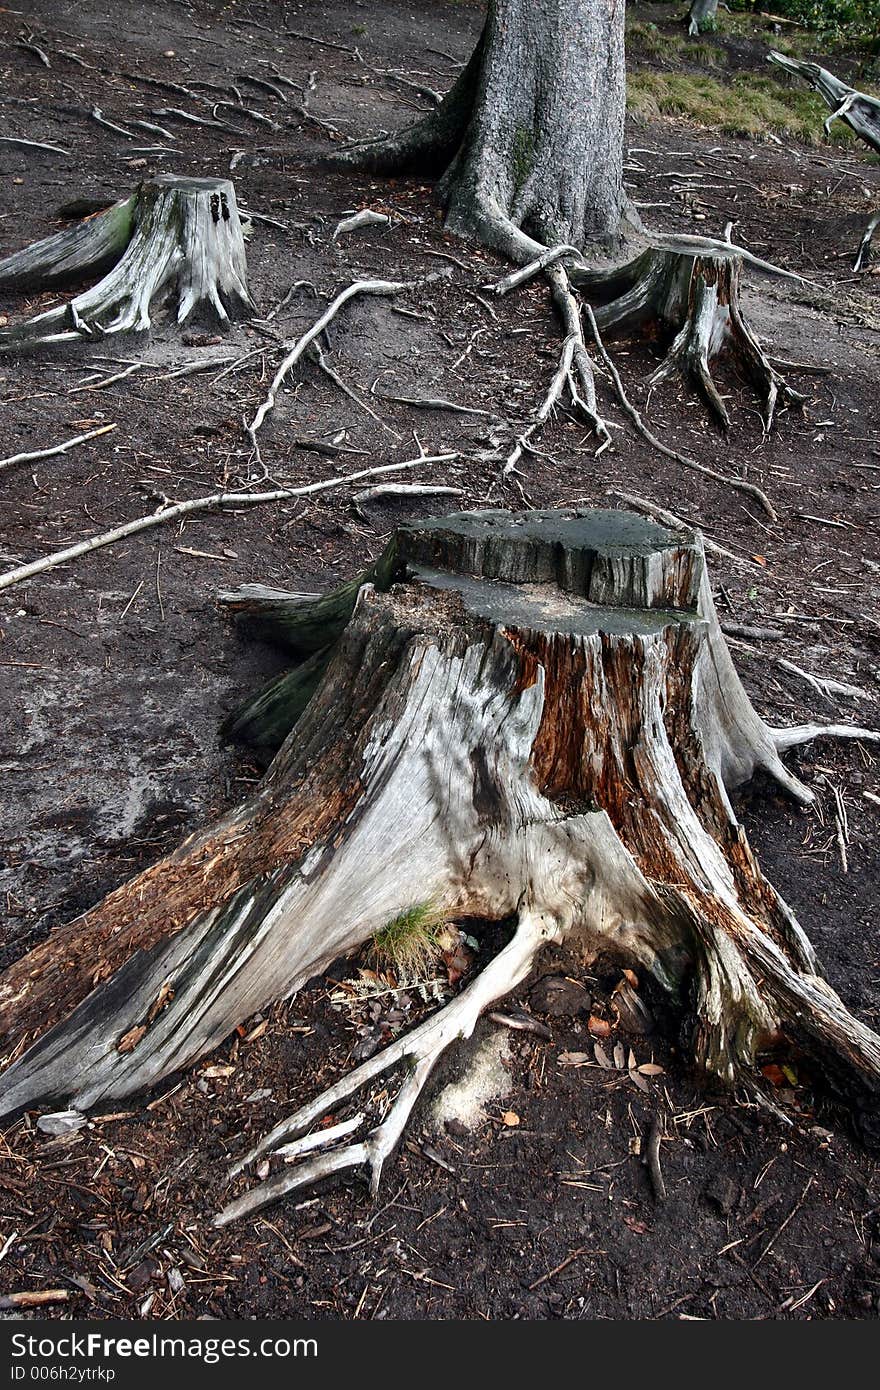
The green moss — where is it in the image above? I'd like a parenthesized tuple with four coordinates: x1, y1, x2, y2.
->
(369, 902, 443, 977)
(627, 69, 859, 143)
(511, 123, 535, 195)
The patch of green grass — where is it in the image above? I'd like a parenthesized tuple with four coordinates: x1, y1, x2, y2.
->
(369, 902, 443, 977)
(626, 19, 727, 68)
(627, 69, 858, 143)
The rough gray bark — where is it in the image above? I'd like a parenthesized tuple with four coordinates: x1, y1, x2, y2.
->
(1, 509, 879, 1227)
(768, 51, 880, 270)
(0, 175, 254, 349)
(335, 0, 628, 260)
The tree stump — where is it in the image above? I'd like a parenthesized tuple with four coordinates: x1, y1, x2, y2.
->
(572, 245, 803, 431)
(0, 175, 254, 349)
(686, 0, 719, 36)
(1, 509, 878, 1224)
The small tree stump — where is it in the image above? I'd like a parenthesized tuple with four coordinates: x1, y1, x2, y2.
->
(0, 175, 254, 348)
(573, 246, 803, 431)
(1, 509, 877, 1222)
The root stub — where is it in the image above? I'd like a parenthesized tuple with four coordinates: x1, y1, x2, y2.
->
(1, 508, 879, 1223)
(0, 175, 254, 349)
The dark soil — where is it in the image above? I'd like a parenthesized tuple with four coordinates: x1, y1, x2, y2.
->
(0, 0, 878, 1321)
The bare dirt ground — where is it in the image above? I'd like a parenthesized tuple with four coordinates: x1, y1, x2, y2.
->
(0, 0, 878, 1321)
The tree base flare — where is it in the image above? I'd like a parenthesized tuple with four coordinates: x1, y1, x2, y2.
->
(0, 176, 254, 350)
(572, 244, 804, 431)
(1, 509, 879, 1221)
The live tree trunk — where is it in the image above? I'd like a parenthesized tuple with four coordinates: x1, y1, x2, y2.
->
(0, 175, 254, 349)
(1, 509, 879, 1226)
(335, 0, 629, 260)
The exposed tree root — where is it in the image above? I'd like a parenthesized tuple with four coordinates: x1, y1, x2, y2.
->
(583, 304, 779, 520)
(0, 176, 254, 351)
(768, 52, 880, 272)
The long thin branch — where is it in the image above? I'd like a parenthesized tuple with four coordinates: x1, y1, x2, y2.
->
(0, 424, 117, 475)
(582, 305, 778, 521)
(247, 278, 411, 450)
(0, 455, 455, 593)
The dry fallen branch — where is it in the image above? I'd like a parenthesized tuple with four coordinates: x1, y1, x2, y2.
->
(0, 455, 455, 593)
(0, 424, 117, 475)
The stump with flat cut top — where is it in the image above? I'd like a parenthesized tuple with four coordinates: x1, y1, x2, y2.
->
(1, 508, 878, 1224)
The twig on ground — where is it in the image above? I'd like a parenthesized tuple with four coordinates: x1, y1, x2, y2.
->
(310, 342, 400, 438)
(0, 424, 117, 475)
(0, 455, 455, 593)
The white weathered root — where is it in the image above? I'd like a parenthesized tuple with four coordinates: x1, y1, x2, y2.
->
(0, 176, 253, 351)
(245, 278, 411, 456)
(573, 244, 804, 433)
(854, 210, 879, 273)
(217, 911, 549, 1224)
(583, 304, 780, 520)
(771, 723, 880, 754)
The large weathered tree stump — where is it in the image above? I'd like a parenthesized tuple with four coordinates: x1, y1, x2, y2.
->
(1, 509, 878, 1225)
(0, 175, 254, 349)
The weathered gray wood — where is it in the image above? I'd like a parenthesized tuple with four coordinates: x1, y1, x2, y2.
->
(687, 0, 719, 36)
(0, 176, 254, 350)
(2, 509, 878, 1224)
(769, 51, 880, 270)
(573, 247, 803, 431)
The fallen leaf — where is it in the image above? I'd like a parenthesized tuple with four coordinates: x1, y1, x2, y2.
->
(638, 1062, 665, 1076)
(588, 1015, 611, 1039)
(752, 554, 767, 566)
(761, 1062, 786, 1087)
(558, 1050, 591, 1068)
(593, 1042, 614, 1069)
(624, 1216, 649, 1235)
(501, 1110, 520, 1127)
(201, 1063, 235, 1079)
(628, 1069, 651, 1093)
(613, 1041, 626, 1069)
